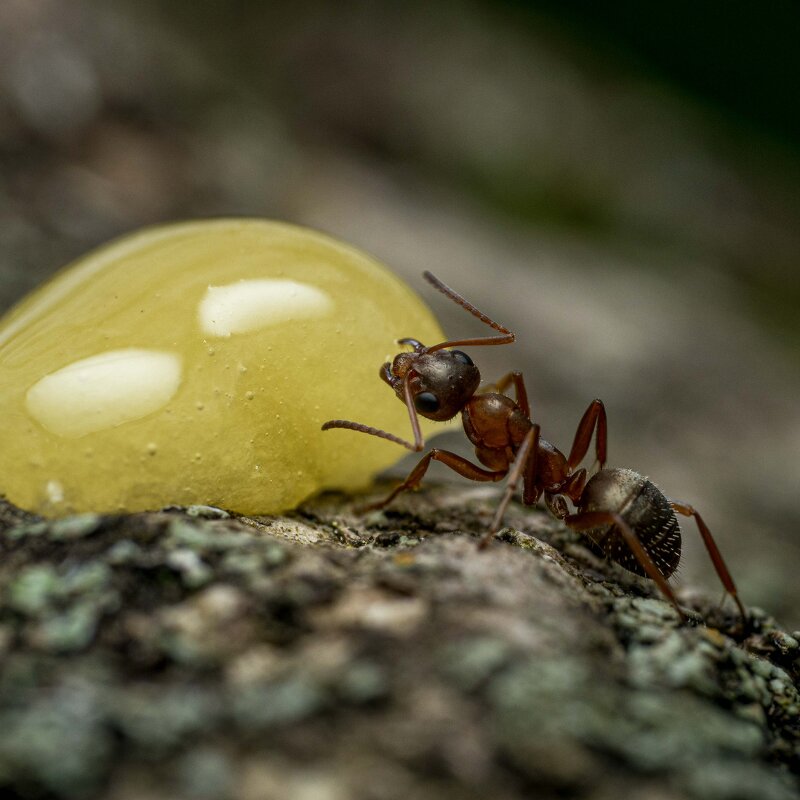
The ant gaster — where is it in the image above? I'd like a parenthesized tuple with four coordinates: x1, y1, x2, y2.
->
(323, 272, 746, 623)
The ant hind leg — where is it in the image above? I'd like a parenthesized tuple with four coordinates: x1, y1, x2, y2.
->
(564, 509, 687, 621)
(669, 501, 747, 624)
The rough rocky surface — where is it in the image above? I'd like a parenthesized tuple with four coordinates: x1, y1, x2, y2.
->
(0, 484, 798, 800)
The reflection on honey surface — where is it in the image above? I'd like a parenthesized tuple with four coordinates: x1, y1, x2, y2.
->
(198, 280, 333, 337)
(26, 348, 182, 437)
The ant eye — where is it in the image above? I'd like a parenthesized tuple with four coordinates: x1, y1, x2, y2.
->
(414, 392, 440, 414)
(451, 350, 473, 366)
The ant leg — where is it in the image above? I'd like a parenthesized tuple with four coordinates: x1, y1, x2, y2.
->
(545, 492, 569, 519)
(564, 510, 686, 621)
(365, 449, 507, 512)
(562, 468, 588, 504)
(486, 372, 531, 418)
(566, 399, 607, 473)
(495, 372, 531, 419)
(670, 501, 747, 623)
(399, 371, 425, 451)
(479, 425, 539, 549)
(521, 424, 541, 505)
(422, 272, 516, 351)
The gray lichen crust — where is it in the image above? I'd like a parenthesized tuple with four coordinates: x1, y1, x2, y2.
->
(0, 484, 798, 800)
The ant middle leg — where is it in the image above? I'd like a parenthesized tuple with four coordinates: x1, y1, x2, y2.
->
(566, 399, 607, 473)
(670, 501, 747, 623)
(564, 510, 686, 621)
(485, 372, 530, 418)
(364, 449, 507, 512)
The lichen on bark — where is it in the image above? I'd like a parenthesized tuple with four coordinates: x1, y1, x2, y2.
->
(0, 484, 798, 800)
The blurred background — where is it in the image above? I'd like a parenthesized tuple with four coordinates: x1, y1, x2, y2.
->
(1, 0, 798, 625)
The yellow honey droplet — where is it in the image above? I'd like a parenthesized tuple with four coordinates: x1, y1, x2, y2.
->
(0, 219, 445, 515)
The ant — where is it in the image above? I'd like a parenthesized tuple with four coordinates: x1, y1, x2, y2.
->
(323, 272, 746, 624)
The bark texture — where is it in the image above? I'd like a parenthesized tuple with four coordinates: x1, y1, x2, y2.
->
(0, 484, 798, 800)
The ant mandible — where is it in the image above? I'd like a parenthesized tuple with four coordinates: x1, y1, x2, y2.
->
(322, 272, 746, 623)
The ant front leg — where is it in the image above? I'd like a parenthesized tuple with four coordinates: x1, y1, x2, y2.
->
(566, 399, 607, 473)
(564, 510, 687, 622)
(670, 501, 747, 624)
(479, 425, 539, 549)
(365, 449, 507, 512)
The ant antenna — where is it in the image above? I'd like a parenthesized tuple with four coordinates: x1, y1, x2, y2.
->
(322, 372, 424, 452)
(422, 271, 515, 352)
(321, 419, 418, 451)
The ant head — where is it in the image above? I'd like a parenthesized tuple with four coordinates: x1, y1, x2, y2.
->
(380, 339, 480, 421)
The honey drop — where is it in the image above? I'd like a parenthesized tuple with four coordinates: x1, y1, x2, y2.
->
(0, 219, 443, 515)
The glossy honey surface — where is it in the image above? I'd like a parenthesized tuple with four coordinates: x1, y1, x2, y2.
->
(0, 220, 444, 515)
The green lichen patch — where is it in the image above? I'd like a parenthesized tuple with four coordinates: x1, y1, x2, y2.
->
(0, 487, 798, 800)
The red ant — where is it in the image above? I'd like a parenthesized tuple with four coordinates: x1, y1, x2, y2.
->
(323, 272, 746, 623)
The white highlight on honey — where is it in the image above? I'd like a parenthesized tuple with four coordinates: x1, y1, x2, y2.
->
(26, 348, 182, 437)
(198, 279, 333, 338)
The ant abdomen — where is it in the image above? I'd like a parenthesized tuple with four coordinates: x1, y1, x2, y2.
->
(578, 468, 682, 580)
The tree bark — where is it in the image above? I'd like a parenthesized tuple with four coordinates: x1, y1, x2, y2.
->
(0, 484, 798, 800)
